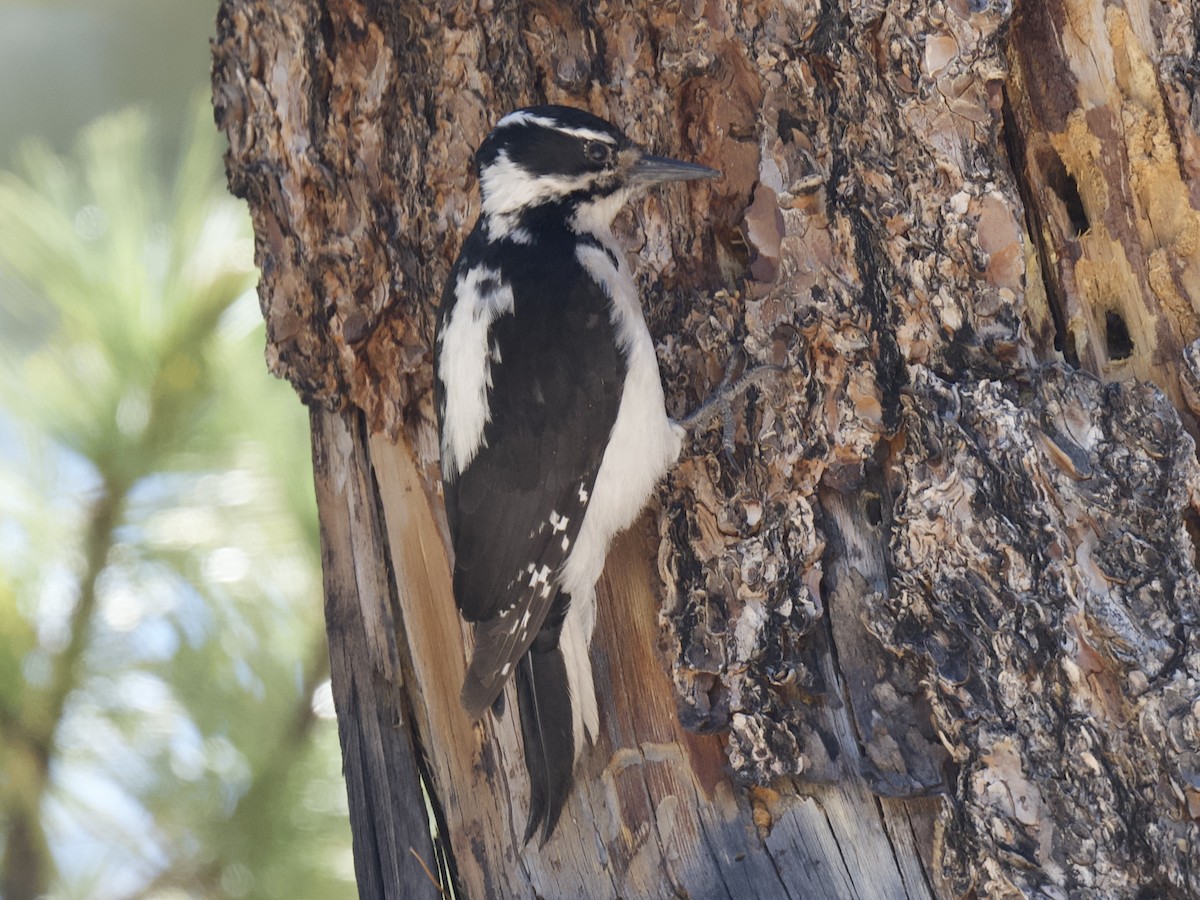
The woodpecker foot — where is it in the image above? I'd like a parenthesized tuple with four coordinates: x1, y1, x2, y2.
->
(679, 351, 787, 465)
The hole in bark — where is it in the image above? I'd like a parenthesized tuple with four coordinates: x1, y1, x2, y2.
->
(865, 493, 883, 527)
(776, 109, 807, 144)
(1042, 149, 1089, 236)
(1184, 508, 1200, 571)
(1067, 329, 1082, 368)
(1106, 310, 1134, 361)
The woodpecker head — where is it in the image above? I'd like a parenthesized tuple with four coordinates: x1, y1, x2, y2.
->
(473, 105, 719, 237)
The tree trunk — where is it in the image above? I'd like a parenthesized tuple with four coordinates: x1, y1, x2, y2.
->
(212, 0, 1200, 897)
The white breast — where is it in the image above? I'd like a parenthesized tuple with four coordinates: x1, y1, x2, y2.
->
(557, 234, 683, 755)
(560, 239, 684, 602)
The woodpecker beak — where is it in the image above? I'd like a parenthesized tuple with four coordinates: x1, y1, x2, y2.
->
(629, 153, 721, 184)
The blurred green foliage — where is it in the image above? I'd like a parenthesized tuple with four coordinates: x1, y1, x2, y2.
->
(0, 97, 354, 899)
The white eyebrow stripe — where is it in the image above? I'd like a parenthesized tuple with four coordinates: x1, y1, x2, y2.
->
(552, 125, 617, 142)
(494, 111, 617, 144)
(495, 110, 548, 129)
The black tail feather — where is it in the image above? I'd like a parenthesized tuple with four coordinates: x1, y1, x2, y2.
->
(516, 646, 575, 845)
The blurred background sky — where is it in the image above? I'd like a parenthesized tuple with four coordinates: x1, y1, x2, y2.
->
(0, 0, 214, 160)
(0, 1, 356, 898)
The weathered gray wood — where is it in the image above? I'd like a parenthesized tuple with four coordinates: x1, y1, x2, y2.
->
(311, 409, 441, 900)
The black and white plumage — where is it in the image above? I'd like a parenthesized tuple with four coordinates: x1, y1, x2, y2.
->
(434, 105, 718, 843)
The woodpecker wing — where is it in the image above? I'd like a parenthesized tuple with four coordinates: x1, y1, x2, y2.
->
(437, 230, 626, 717)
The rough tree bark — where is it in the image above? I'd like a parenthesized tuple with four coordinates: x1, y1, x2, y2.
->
(212, 0, 1200, 897)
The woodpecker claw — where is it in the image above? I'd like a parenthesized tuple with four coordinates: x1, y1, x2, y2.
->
(722, 405, 741, 472)
(679, 359, 787, 444)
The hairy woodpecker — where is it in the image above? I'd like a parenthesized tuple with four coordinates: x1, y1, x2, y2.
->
(434, 105, 718, 844)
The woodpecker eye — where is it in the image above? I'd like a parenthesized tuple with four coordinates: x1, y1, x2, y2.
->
(585, 141, 612, 164)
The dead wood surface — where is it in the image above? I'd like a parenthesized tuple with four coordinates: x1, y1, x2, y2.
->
(213, 0, 1200, 897)
(310, 408, 441, 899)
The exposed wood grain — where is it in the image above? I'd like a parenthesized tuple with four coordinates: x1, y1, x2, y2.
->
(311, 408, 438, 899)
(367, 433, 523, 900)
(1007, 0, 1200, 420)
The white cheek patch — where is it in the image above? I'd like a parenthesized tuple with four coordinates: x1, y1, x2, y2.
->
(438, 265, 515, 478)
(480, 152, 595, 222)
